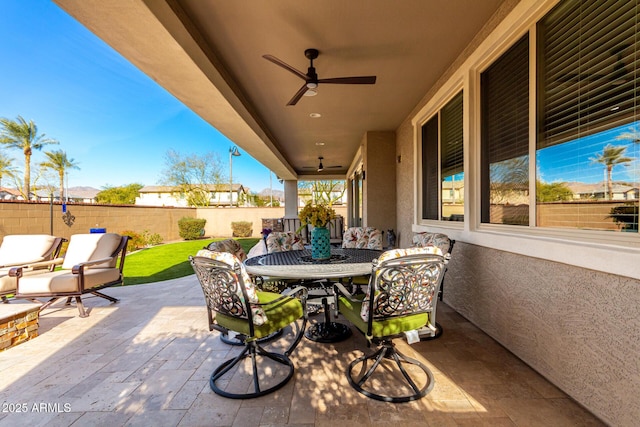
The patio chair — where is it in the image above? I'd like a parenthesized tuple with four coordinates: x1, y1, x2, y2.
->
(0, 235, 65, 302)
(265, 231, 305, 253)
(340, 227, 383, 294)
(13, 233, 129, 317)
(335, 246, 447, 402)
(341, 226, 383, 250)
(202, 240, 281, 345)
(204, 239, 247, 262)
(412, 232, 455, 301)
(282, 217, 309, 244)
(190, 250, 308, 399)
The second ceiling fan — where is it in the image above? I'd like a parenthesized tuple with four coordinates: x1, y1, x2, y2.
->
(263, 48, 376, 106)
(302, 156, 342, 172)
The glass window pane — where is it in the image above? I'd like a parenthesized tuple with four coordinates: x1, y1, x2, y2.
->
(537, 0, 639, 232)
(481, 34, 530, 225)
(422, 115, 439, 220)
(441, 91, 464, 221)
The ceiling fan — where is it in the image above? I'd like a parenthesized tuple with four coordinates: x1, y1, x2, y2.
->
(263, 48, 377, 106)
(302, 156, 342, 172)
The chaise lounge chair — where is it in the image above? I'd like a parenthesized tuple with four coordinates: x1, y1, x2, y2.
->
(0, 234, 65, 302)
(12, 233, 129, 317)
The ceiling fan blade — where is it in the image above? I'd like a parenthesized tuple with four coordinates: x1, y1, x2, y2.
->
(263, 55, 308, 80)
(318, 76, 377, 84)
(287, 84, 308, 106)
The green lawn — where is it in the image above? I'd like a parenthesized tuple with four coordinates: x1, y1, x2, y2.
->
(122, 238, 260, 285)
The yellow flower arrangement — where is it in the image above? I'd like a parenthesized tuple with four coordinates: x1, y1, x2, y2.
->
(298, 202, 336, 228)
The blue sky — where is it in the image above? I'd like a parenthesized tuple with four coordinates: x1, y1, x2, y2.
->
(537, 123, 640, 184)
(0, 0, 281, 193)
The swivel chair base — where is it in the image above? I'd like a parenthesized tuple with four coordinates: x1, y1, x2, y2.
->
(347, 340, 434, 403)
(210, 340, 294, 399)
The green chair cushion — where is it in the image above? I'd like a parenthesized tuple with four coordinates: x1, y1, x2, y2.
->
(338, 295, 429, 338)
(215, 291, 303, 339)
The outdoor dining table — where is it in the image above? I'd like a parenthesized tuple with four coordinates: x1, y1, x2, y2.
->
(244, 248, 383, 343)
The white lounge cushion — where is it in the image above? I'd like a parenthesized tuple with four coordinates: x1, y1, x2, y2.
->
(0, 235, 58, 267)
(62, 233, 121, 269)
(16, 268, 121, 294)
(0, 267, 59, 294)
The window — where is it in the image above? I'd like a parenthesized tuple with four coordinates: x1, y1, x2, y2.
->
(536, 0, 639, 232)
(478, 0, 639, 233)
(481, 34, 530, 225)
(421, 91, 464, 221)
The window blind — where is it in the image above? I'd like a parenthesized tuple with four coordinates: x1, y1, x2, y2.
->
(441, 91, 464, 177)
(538, 0, 639, 149)
(422, 116, 439, 220)
(481, 35, 530, 164)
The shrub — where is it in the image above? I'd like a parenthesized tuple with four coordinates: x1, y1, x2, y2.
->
(143, 230, 164, 246)
(231, 221, 252, 237)
(121, 230, 144, 250)
(178, 217, 206, 240)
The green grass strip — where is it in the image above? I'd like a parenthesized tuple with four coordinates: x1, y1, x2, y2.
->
(122, 238, 260, 285)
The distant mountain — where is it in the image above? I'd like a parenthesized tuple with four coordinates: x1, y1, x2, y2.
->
(68, 186, 101, 198)
(258, 188, 284, 200)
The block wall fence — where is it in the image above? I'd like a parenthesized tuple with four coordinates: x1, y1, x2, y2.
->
(0, 202, 347, 242)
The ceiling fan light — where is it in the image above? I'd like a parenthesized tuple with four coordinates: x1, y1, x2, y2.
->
(317, 162, 324, 172)
(306, 82, 318, 89)
(303, 88, 318, 97)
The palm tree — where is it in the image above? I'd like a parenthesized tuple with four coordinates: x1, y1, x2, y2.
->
(0, 116, 58, 199)
(40, 149, 80, 201)
(0, 152, 17, 191)
(589, 144, 633, 200)
(616, 126, 640, 144)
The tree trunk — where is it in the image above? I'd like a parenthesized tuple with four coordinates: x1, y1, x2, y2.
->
(24, 152, 31, 200)
(607, 165, 613, 200)
(59, 170, 65, 202)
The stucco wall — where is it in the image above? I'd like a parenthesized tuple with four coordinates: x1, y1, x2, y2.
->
(362, 131, 397, 233)
(444, 243, 640, 426)
(393, 0, 639, 424)
(0, 202, 348, 241)
(0, 201, 195, 242)
(196, 207, 284, 237)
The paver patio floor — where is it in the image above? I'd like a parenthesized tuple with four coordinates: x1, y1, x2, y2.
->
(0, 276, 604, 426)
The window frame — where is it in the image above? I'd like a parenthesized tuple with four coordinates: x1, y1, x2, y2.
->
(411, 0, 639, 279)
(414, 83, 466, 228)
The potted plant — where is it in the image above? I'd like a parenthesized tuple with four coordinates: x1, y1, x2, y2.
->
(298, 202, 336, 260)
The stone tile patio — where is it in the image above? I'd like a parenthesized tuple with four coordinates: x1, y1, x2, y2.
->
(0, 276, 605, 426)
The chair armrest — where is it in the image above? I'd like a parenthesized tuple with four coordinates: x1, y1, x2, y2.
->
(8, 266, 23, 278)
(282, 285, 308, 300)
(7, 257, 63, 277)
(282, 286, 309, 317)
(333, 281, 358, 301)
(28, 257, 64, 270)
(71, 257, 115, 274)
(2, 257, 63, 270)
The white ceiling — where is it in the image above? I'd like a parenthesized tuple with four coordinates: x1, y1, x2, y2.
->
(55, 0, 505, 180)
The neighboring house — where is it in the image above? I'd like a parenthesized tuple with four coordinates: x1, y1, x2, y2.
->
(32, 187, 100, 204)
(0, 187, 23, 201)
(440, 179, 464, 204)
(567, 182, 640, 201)
(136, 184, 248, 207)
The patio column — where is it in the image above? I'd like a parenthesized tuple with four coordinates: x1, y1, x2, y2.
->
(283, 180, 298, 218)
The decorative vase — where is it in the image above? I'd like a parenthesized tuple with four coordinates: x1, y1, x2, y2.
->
(311, 226, 331, 260)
